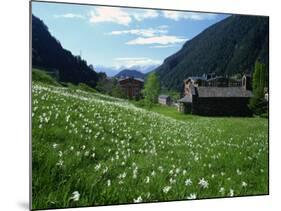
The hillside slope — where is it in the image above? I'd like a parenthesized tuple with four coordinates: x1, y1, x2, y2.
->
(154, 15, 269, 91)
(32, 80, 268, 209)
(32, 15, 98, 87)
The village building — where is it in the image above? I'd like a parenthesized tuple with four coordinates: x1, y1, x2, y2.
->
(178, 75, 253, 116)
(189, 74, 242, 87)
(158, 95, 172, 106)
(118, 77, 144, 99)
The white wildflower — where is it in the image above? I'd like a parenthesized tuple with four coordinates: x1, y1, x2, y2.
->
(169, 178, 176, 184)
(198, 178, 209, 189)
(56, 159, 63, 166)
(185, 178, 192, 186)
(118, 172, 127, 179)
(95, 163, 101, 171)
(236, 169, 242, 175)
(163, 186, 172, 194)
(145, 176, 150, 184)
(146, 192, 151, 198)
(187, 193, 196, 199)
(102, 167, 108, 174)
(70, 191, 80, 201)
(133, 196, 143, 203)
(229, 189, 234, 197)
(133, 168, 138, 179)
(84, 151, 89, 156)
(219, 187, 225, 193)
(242, 181, 248, 187)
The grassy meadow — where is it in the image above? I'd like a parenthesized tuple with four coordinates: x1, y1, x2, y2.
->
(32, 71, 268, 210)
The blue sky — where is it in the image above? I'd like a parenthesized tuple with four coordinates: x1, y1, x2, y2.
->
(32, 1, 229, 76)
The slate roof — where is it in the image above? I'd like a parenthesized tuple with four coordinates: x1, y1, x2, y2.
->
(178, 95, 193, 103)
(118, 77, 144, 83)
(206, 76, 226, 81)
(159, 95, 170, 99)
(196, 87, 253, 98)
(188, 76, 207, 81)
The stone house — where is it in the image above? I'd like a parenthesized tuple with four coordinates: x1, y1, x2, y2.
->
(158, 95, 172, 106)
(178, 75, 253, 116)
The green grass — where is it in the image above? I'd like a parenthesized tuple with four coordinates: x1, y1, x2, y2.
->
(32, 68, 60, 86)
(32, 82, 269, 210)
(148, 104, 199, 121)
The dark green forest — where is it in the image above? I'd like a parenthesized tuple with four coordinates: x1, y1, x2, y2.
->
(32, 15, 99, 87)
(154, 15, 269, 91)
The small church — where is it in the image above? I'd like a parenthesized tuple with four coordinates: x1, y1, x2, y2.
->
(178, 74, 253, 116)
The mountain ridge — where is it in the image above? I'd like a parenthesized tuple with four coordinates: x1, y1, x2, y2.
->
(115, 69, 145, 79)
(154, 15, 269, 91)
(32, 15, 99, 87)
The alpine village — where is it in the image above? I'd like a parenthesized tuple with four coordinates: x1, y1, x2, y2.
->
(32, 7, 269, 210)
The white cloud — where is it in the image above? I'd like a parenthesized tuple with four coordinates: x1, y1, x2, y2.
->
(108, 27, 168, 37)
(89, 7, 159, 25)
(126, 35, 187, 45)
(158, 25, 169, 29)
(113, 57, 161, 71)
(163, 11, 217, 21)
(54, 13, 85, 19)
(89, 7, 132, 25)
(149, 44, 179, 48)
(132, 10, 159, 21)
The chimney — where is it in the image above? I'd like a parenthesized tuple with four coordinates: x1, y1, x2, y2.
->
(242, 74, 252, 90)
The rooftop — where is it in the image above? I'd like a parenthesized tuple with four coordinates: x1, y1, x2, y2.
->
(118, 77, 144, 83)
(159, 95, 170, 99)
(178, 95, 193, 103)
(197, 87, 253, 98)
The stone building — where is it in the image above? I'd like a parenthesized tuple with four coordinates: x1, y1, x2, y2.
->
(118, 77, 144, 99)
(178, 75, 253, 116)
(158, 95, 172, 106)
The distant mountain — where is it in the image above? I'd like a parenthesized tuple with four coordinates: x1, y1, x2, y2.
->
(128, 64, 159, 74)
(154, 15, 269, 91)
(95, 64, 158, 77)
(115, 69, 145, 79)
(95, 66, 121, 77)
(32, 15, 98, 87)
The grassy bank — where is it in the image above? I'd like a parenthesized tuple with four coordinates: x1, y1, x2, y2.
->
(32, 82, 268, 210)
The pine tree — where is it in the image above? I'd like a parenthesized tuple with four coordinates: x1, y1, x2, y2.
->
(249, 60, 267, 115)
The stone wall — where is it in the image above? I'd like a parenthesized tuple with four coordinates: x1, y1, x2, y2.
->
(191, 97, 252, 116)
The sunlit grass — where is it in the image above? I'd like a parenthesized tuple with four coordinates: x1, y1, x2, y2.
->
(32, 82, 268, 210)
